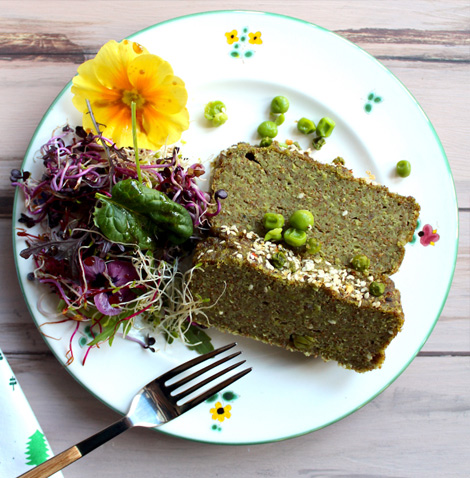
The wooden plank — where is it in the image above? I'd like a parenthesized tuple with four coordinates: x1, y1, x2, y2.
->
(1, 0, 469, 33)
(6, 353, 469, 477)
(0, 33, 85, 63)
(0, 29, 467, 62)
(0, 59, 468, 211)
(338, 28, 470, 45)
(0, 1, 468, 63)
(422, 208, 469, 352)
(337, 28, 470, 62)
(2, 211, 468, 354)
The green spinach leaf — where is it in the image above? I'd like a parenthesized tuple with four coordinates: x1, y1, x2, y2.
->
(184, 324, 214, 354)
(93, 179, 193, 248)
(94, 194, 158, 249)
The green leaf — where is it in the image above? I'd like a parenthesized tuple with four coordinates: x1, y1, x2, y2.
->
(184, 325, 214, 354)
(93, 195, 157, 249)
(86, 315, 126, 347)
(93, 179, 193, 248)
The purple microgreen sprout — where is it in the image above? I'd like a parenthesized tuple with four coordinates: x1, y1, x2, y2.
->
(12, 124, 225, 364)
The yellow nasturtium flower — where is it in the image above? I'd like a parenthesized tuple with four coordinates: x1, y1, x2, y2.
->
(71, 39, 189, 150)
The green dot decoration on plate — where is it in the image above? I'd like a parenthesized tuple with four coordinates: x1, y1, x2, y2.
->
(364, 92, 383, 113)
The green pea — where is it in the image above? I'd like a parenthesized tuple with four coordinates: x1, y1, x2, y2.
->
(396, 160, 411, 178)
(204, 100, 228, 126)
(316, 117, 336, 137)
(257, 121, 278, 138)
(312, 137, 326, 150)
(259, 137, 273, 147)
(275, 113, 285, 126)
(264, 227, 283, 242)
(369, 281, 386, 297)
(297, 118, 316, 135)
(292, 334, 316, 350)
(289, 210, 314, 231)
(270, 251, 287, 269)
(350, 254, 370, 272)
(283, 227, 307, 247)
(306, 237, 322, 254)
(271, 96, 289, 114)
(263, 212, 285, 230)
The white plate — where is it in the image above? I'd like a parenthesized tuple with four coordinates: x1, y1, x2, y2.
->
(13, 11, 458, 444)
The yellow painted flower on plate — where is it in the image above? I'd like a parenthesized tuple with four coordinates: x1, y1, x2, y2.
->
(71, 39, 189, 150)
(225, 30, 239, 44)
(210, 401, 232, 422)
(248, 32, 262, 44)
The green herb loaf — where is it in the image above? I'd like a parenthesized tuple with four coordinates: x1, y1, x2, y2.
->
(210, 143, 420, 276)
(192, 229, 404, 372)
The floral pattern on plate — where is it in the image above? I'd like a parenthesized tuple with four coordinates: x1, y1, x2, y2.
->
(225, 27, 262, 59)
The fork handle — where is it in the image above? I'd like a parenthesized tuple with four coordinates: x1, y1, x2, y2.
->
(18, 417, 132, 478)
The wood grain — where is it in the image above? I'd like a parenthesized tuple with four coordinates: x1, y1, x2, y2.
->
(0, 33, 85, 63)
(18, 446, 82, 478)
(337, 28, 470, 45)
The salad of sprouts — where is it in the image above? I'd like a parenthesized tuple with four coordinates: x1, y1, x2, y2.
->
(11, 124, 226, 364)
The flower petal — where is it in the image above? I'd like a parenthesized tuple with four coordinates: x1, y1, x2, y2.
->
(128, 55, 188, 115)
(141, 105, 189, 149)
(81, 100, 133, 147)
(83, 256, 106, 282)
(107, 260, 138, 287)
(128, 54, 174, 90)
(94, 292, 122, 316)
(93, 40, 148, 91)
(72, 58, 121, 113)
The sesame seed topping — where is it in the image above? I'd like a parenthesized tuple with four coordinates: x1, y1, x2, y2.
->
(217, 226, 383, 307)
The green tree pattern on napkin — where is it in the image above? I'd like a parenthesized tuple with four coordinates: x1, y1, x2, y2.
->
(25, 430, 50, 465)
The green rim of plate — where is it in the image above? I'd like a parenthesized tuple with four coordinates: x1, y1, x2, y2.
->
(12, 10, 459, 446)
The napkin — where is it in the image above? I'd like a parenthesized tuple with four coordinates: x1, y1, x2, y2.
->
(0, 346, 63, 477)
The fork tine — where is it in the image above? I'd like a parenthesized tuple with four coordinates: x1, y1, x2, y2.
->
(165, 351, 242, 393)
(178, 367, 252, 414)
(172, 359, 246, 402)
(157, 342, 237, 383)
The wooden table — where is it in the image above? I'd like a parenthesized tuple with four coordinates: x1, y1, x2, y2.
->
(1, 2, 468, 477)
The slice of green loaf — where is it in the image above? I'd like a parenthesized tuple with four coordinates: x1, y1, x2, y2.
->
(210, 143, 420, 276)
(191, 230, 404, 372)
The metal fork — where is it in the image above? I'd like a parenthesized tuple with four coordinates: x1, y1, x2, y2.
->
(19, 343, 251, 478)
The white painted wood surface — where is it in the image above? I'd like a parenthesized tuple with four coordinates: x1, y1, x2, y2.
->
(1, 1, 468, 477)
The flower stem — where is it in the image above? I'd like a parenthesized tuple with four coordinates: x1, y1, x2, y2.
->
(85, 99, 114, 192)
(131, 101, 143, 183)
